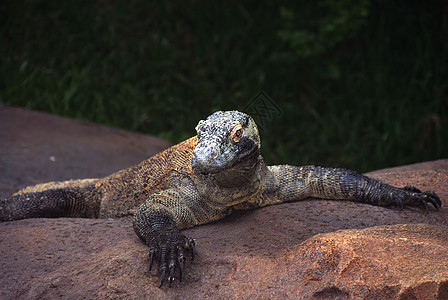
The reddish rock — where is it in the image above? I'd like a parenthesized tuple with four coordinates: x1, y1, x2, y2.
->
(279, 224, 448, 299)
(0, 107, 447, 299)
(0, 106, 171, 196)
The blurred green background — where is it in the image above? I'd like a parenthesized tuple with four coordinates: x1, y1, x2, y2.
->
(1, 0, 447, 172)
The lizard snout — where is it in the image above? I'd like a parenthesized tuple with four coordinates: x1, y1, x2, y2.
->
(191, 144, 224, 174)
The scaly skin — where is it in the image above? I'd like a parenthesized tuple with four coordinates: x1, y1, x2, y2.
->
(0, 110, 442, 288)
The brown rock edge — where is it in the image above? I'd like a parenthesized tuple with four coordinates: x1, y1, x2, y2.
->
(0, 107, 447, 299)
(0, 106, 171, 196)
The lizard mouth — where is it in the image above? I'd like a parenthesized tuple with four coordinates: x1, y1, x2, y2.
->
(191, 140, 259, 175)
(191, 154, 228, 174)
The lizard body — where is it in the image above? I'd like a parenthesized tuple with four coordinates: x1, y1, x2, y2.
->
(0, 110, 441, 287)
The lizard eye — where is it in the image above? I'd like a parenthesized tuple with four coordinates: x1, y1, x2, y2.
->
(230, 124, 243, 143)
(235, 129, 242, 137)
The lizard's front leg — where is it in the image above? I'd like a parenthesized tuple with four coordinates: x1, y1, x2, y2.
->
(133, 187, 230, 287)
(133, 189, 196, 288)
(263, 165, 441, 210)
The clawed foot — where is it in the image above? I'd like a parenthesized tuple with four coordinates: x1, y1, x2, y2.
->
(147, 231, 195, 288)
(398, 185, 442, 211)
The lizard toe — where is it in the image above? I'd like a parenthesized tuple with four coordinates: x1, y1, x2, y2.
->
(168, 247, 177, 287)
(402, 185, 422, 193)
(402, 189, 442, 212)
(146, 230, 195, 288)
(423, 190, 442, 211)
(148, 246, 156, 271)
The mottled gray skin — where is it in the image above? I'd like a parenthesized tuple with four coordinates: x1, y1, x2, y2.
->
(0, 110, 442, 288)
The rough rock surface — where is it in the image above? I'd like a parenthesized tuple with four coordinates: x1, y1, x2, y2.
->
(278, 224, 448, 299)
(0, 106, 171, 196)
(0, 107, 447, 299)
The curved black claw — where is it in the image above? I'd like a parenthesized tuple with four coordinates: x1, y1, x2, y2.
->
(178, 248, 185, 283)
(393, 197, 404, 210)
(158, 244, 168, 288)
(400, 185, 442, 211)
(187, 237, 195, 261)
(149, 246, 156, 271)
(147, 231, 195, 288)
(420, 190, 442, 211)
(168, 246, 177, 287)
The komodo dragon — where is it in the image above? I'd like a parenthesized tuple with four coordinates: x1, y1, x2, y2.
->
(0, 110, 442, 287)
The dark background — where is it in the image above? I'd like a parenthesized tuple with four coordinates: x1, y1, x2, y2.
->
(1, 0, 447, 172)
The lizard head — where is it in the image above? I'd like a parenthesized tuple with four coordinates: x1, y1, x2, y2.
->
(191, 110, 260, 174)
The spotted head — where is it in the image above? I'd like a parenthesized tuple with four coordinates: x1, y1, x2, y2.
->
(191, 111, 260, 174)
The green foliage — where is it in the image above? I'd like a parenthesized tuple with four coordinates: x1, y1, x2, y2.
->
(1, 0, 447, 172)
(278, 0, 370, 58)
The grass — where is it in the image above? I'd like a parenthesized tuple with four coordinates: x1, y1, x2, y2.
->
(1, 0, 447, 172)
